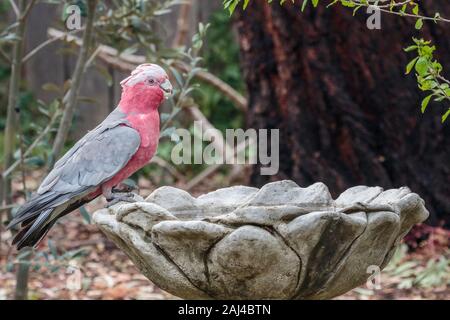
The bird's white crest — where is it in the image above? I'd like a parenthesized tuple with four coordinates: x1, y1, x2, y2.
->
(120, 63, 168, 87)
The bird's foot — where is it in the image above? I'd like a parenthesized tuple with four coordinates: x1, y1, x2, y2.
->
(105, 192, 139, 208)
(112, 181, 138, 194)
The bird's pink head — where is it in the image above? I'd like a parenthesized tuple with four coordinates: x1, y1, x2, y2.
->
(119, 63, 173, 113)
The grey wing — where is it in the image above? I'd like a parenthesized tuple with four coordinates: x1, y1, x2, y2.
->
(39, 107, 129, 193)
(8, 124, 141, 230)
(39, 125, 141, 195)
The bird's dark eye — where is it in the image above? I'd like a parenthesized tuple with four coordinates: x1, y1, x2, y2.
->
(148, 78, 155, 85)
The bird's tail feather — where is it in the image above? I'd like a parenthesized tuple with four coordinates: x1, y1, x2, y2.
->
(12, 209, 56, 250)
(7, 192, 60, 229)
(10, 194, 94, 250)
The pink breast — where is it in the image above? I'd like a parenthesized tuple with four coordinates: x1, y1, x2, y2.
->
(101, 112, 160, 190)
(106, 145, 155, 186)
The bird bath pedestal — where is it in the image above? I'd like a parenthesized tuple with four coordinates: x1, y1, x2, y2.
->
(93, 180, 428, 299)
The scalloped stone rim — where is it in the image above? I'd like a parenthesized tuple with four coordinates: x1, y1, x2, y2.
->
(93, 180, 429, 299)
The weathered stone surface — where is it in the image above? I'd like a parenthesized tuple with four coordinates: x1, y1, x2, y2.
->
(276, 210, 367, 299)
(93, 180, 429, 300)
(152, 220, 233, 293)
(207, 226, 300, 299)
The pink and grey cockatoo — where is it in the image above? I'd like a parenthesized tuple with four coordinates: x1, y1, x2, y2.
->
(8, 64, 173, 250)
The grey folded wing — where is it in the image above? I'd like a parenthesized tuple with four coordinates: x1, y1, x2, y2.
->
(9, 122, 141, 228)
(39, 124, 141, 195)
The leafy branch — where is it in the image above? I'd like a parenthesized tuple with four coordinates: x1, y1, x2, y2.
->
(327, 0, 450, 29)
(225, 0, 450, 25)
(405, 38, 450, 122)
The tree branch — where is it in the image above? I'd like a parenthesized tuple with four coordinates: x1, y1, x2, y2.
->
(346, 0, 450, 23)
(174, 61, 247, 111)
(22, 28, 84, 64)
(19, 0, 37, 22)
(0, 47, 11, 64)
(8, 0, 19, 18)
(2, 0, 27, 217)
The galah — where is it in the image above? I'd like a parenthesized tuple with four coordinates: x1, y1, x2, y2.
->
(8, 64, 173, 250)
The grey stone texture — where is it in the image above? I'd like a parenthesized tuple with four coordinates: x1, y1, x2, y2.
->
(93, 180, 429, 299)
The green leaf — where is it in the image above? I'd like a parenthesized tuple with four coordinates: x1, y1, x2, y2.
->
(160, 113, 171, 122)
(301, 0, 308, 11)
(62, 248, 86, 259)
(312, 0, 319, 7)
(421, 94, 432, 113)
(0, 33, 21, 43)
(401, 3, 407, 13)
(341, 0, 356, 8)
(415, 18, 423, 30)
(415, 57, 428, 75)
(353, 5, 362, 16)
(442, 109, 450, 123)
(168, 66, 184, 87)
(48, 239, 58, 259)
(79, 206, 91, 224)
(405, 57, 418, 74)
(326, 0, 338, 7)
(32, 264, 42, 272)
(225, 0, 240, 15)
(42, 83, 61, 93)
(160, 126, 177, 139)
(404, 45, 417, 52)
(25, 156, 45, 167)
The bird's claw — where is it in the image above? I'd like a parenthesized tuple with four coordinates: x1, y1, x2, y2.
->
(112, 183, 138, 194)
(105, 192, 139, 208)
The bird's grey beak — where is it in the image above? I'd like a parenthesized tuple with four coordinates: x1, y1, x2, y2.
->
(160, 79, 173, 99)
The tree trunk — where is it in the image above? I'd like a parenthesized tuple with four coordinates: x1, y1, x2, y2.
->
(235, 2, 450, 226)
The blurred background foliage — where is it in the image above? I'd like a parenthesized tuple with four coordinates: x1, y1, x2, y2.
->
(195, 10, 244, 132)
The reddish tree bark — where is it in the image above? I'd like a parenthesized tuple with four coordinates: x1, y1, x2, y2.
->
(235, 2, 450, 226)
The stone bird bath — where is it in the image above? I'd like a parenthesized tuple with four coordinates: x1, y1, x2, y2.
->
(92, 180, 429, 299)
